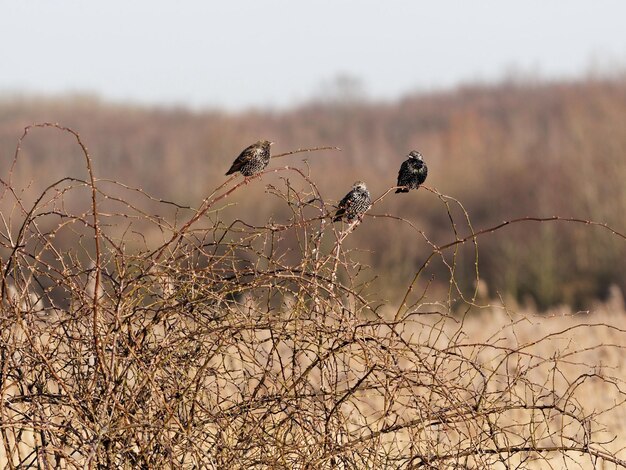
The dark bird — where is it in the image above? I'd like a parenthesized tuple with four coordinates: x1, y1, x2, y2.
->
(333, 181, 371, 222)
(225, 140, 274, 176)
(396, 150, 428, 193)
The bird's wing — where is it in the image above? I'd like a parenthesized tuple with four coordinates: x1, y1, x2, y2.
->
(226, 145, 258, 174)
(397, 160, 410, 181)
(333, 190, 354, 219)
(236, 145, 260, 164)
(337, 190, 355, 210)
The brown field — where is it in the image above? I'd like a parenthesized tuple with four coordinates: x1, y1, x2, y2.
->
(1, 78, 626, 468)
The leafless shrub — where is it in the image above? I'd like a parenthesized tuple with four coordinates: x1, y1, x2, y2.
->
(1, 124, 625, 468)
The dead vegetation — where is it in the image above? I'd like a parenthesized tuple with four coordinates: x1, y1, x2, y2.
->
(1, 124, 625, 468)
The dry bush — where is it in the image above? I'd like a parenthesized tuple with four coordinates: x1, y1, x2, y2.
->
(1, 124, 626, 469)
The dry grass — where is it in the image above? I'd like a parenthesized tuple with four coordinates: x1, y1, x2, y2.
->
(1, 124, 625, 469)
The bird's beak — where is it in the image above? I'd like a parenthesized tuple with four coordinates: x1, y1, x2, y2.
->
(269, 141, 275, 145)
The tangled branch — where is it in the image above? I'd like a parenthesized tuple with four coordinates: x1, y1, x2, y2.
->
(0, 125, 625, 469)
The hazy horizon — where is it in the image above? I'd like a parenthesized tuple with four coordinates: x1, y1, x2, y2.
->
(2, 1, 625, 110)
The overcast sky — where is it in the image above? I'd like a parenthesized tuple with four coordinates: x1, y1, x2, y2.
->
(1, 1, 625, 110)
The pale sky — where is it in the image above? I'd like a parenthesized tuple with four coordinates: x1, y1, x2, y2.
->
(1, 1, 625, 110)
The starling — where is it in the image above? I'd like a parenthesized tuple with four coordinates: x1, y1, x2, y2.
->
(225, 140, 274, 176)
(396, 150, 428, 193)
(333, 181, 371, 222)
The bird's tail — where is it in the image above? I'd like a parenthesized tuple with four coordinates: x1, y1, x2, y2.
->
(332, 209, 345, 222)
(395, 187, 409, 193)
(225, 161, 242, 175)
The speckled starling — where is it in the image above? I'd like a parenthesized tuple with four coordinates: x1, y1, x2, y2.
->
(225, 140, 274, 176)
(333, 181, 371, 222)
(396, 150, 428, 193)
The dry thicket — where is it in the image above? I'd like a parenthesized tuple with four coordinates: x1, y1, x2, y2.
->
(1, 124, 626, 469)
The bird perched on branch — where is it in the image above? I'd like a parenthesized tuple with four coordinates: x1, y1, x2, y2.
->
(396, 150, 428, 193)
(225, 140, 274, 176)
(333, 181, 371, 222)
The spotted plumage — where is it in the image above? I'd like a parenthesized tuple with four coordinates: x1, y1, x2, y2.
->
(333, 181, 371, 222)
(396, 150, 428, 193)
(225, 140, 274, 176)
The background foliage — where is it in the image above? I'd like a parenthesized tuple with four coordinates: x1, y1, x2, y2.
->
(1, 77, 625, 307)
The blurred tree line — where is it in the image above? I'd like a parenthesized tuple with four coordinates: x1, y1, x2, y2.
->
(1, 76, 625, 310)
